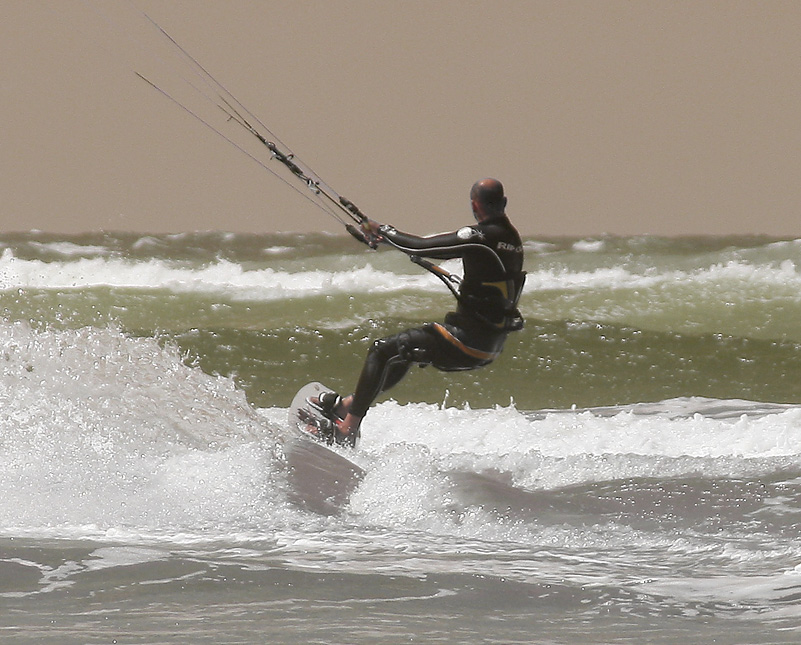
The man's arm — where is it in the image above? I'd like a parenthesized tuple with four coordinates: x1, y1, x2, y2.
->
(363, 219, 479, 260)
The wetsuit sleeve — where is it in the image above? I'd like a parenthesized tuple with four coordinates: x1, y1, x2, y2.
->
(378, 225, 479, 260)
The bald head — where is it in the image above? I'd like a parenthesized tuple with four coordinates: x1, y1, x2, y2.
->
(470, 178, 507, 220)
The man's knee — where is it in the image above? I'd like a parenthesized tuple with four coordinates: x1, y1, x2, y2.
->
(396, 330, 434, 364)
(368, 329, 433, 365)
(367, 336, 399, 363)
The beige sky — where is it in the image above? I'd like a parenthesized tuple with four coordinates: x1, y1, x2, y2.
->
(1, 1, 800, 237)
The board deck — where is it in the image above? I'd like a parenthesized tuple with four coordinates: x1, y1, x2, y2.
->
(288, 381, 339, 444)
(285, 382, 364, 515)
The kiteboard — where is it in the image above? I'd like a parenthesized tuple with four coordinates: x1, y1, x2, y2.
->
(285, 382, 364, 515)
(289, 381, 346, 445)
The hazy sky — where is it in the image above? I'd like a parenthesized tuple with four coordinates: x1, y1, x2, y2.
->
(2, 1, 800, 237)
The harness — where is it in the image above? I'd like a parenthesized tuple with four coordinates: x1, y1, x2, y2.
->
(431, 323, 501, 361)
(410, 255, 526, 333)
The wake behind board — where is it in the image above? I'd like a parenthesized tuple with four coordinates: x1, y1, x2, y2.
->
(285, 382, 364, 515)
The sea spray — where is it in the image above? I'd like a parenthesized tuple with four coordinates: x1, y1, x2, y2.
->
(0, 322, 286, 536)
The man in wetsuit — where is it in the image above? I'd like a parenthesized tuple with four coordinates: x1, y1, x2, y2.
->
(316, 178, 525, 445)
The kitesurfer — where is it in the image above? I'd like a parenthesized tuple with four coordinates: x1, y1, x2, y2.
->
(134, 15, 525, 449)
(314, 178, 525, 446)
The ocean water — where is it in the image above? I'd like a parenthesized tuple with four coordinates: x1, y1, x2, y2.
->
(1, 231, 800, 643)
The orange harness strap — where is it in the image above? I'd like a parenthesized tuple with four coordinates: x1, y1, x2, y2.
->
(432, 323, 500, 362)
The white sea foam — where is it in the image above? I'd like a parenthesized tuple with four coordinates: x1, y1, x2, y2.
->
(523, 240, 560, 253)
(1, 247, 800, 303)
(0, 322, 286, 538)
(527, 259, 801, 294)
(572, 239, 606, 252)
(1, 322, 799, 542)
(355, 399, 801, 488)
(266, 393, 801, 493)
(0, 250, 437, 299)
(25, 241, 111, 257)
(262, 246, 294, 255)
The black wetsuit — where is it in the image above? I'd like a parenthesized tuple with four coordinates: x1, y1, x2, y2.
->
(349, 215, 525, 419)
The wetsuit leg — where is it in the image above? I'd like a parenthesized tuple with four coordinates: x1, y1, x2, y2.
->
(348, 325, 489, 419)
(349, 327, 437, 418)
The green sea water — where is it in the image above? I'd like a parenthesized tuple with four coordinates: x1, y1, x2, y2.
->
(2, 231, 801, 644)
(1, 231, 798, 410)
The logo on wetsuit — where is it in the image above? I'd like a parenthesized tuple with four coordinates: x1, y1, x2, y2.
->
(457, 226, 483, 240)
(497, 241, 524, 253)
